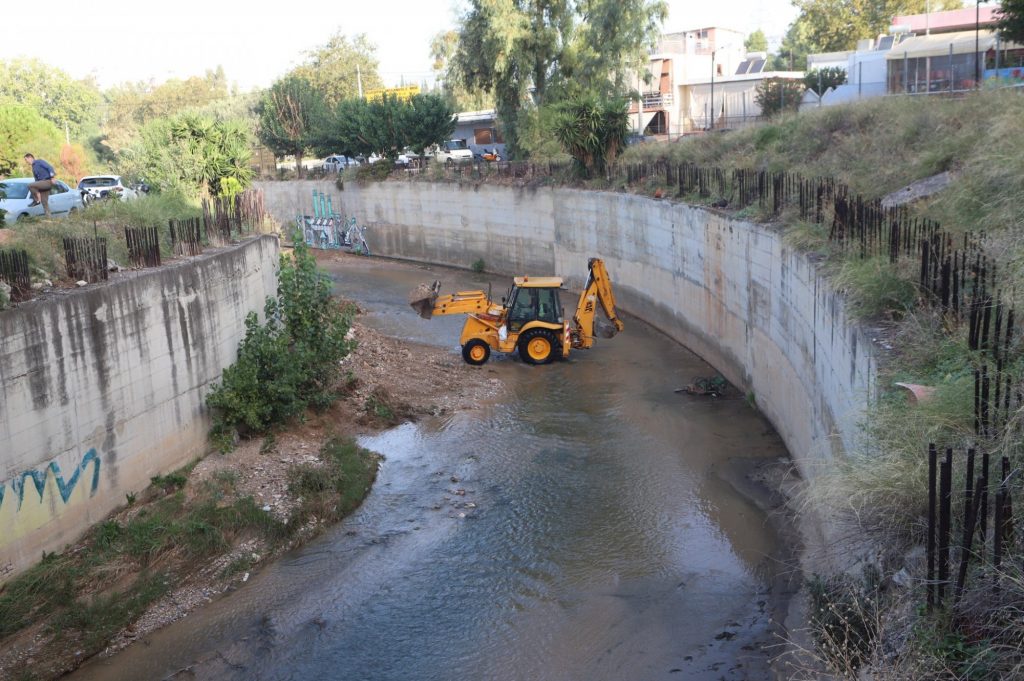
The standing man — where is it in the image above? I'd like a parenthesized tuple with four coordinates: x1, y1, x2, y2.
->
(24, 153, 57, 216)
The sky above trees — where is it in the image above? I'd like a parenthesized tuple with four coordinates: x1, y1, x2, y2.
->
(0, 0, 800, 90)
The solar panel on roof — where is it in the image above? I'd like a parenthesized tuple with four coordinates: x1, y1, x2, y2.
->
(877, 36, 895, 50)
(749, 58, 765, 73)
(735, 59, 752, 75)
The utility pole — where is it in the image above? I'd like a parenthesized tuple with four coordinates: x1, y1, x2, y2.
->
(709, 50, 715, 130)
(637, 72, 644, 134)
(357, 64, 364, 98)
(975, 0, 981, 89)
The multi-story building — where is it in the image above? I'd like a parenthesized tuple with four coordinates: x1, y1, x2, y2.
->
(631, 27, 803, 136)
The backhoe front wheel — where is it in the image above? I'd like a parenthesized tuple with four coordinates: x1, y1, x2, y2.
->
(518, 329, 559, 365)
(462, 339, 491, 366)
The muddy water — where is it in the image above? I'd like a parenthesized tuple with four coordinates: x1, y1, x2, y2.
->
(70, 257, 796, 681)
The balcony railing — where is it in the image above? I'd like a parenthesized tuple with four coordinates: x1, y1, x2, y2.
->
(632, 92, 673, 110)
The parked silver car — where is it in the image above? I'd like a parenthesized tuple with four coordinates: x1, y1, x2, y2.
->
(0, 178, 85, 224)
(78, 175, 138, 202)
(322, 155, 360, 172)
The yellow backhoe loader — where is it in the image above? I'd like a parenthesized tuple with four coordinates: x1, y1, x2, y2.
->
(409, 258, 624, 365)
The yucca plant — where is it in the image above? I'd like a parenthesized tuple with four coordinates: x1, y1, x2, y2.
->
(553, 95, 628, 178)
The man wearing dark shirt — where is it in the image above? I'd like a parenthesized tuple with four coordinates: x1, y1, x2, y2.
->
(24, 153, 57, 216)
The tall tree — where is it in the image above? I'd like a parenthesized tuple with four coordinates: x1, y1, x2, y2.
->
(568, 0, 669, 95)
(98, 68, 235, 160)
(0, 59, 102, 137)
(257, 75, 329, 178)
(452, 0, 667, 158)
(404, 94, 457, 157)
(0, 105, 63, 177)
(293, 32, 384, 107)
(430, 30, 494, 111)
(787, 0, 962, 56)
(325, 98, 375, 159)
(997, 0, 1024, 43)
(745, 29, 769, 53)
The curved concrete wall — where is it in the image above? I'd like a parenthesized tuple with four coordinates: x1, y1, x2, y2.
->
(259, 180, 876, 482)
(0, 236, 279, 581)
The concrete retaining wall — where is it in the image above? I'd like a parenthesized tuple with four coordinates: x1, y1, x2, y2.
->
(260, 180, 876, 485)
(0, 236, 279, 582)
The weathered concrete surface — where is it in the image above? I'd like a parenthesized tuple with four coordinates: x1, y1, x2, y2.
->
(0, 236, 279, 582)
(260, 180, 875, 487)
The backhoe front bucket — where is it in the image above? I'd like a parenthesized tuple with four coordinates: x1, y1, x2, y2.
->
(408, 281, 440, 319)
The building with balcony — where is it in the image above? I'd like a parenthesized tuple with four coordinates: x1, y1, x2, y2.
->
(631, 27, 803, 136)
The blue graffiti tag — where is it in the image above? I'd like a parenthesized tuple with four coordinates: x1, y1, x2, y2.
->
(0, 449, 101, 512)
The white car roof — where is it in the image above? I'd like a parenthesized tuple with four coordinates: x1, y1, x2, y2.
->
(81, 175, 121, 180)
(0, 177, 35, 184)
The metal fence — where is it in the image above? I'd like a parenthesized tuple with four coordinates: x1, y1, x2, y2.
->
(62, 237, 108, 284)
(125, 226, 162, 269)
(0, 249, 31, 302)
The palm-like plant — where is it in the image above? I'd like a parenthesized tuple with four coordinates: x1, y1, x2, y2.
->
(553, 95, 628, 178)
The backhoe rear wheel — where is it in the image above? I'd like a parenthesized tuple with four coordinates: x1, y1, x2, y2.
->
(518, 329, 558, 365)
(462, 339, 491, 366)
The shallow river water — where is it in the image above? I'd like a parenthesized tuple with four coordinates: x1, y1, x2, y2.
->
(70, 257, 796, 681)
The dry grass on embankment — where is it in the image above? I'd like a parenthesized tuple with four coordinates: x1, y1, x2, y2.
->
(0, 319, 500, 681)
(623, 90, 1024, 679)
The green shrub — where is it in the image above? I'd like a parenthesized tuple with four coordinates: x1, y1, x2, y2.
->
(471, 258, 485, 273)
(206, 238, 354, 449)
(831, 257, 918, 320)
(288, 438, 380, 528)
(355, 161, 392, 182)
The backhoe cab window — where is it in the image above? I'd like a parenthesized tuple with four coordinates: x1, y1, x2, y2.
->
(507, 286, 561, 331)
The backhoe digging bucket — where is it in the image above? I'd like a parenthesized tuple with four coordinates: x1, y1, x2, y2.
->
(408, 281, 440, 319)
(595, 318, 619, 339)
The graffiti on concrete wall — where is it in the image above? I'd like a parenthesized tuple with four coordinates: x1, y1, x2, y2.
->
(0, 449, 101, 513)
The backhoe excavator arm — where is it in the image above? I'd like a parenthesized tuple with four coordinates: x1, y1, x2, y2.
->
(409, 281, 494, 319)
(571, 258, 624, 349)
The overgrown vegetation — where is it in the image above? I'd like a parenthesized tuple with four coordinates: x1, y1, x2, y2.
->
(0, 435, 378, 677)
(617, 89, 1024, 678)
(206, 238, 355, 450)
(0, 468, 280, 662)
(448, 0, 667, 157)
(138, 113, 253, 198)
(0, 193, 201, 281)
(552, 96, 629, 178)
(288, 438, 381, 530)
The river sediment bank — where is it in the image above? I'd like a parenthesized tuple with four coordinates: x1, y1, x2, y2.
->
(0, 308, 500, 681)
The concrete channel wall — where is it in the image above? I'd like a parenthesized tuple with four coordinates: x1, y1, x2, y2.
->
(260, 180, 877, 485)
(0, 236, 279, 582)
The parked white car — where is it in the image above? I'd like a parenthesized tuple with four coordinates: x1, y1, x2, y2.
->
(1, 178, 85, 224)
(433, 139, 474, 166)
(78, 175, 138, 202)
(323, 155, 359, 172)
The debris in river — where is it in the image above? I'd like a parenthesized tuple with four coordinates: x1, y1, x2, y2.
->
(675, 375, 729, 398)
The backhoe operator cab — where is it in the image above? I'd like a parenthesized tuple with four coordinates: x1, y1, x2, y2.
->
(410, 258, 623, 366)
